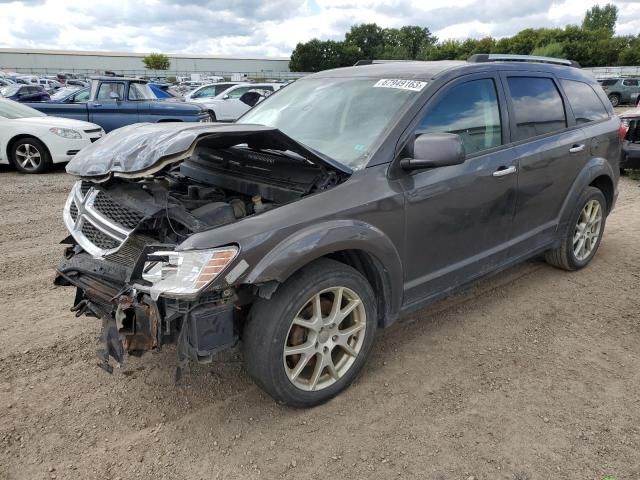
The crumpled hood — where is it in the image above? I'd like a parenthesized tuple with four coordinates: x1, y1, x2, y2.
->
(65, 122, 350, 178)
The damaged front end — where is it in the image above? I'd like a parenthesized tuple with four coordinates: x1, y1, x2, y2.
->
(54, 123, 347, 379)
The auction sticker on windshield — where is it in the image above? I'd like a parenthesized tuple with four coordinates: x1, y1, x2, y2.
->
(373, 79, 427, 91)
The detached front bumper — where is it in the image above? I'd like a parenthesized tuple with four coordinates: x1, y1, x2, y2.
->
(54, 250, 238, 376)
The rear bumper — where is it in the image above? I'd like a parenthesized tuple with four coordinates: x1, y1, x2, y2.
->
(621, 141, 640, 169)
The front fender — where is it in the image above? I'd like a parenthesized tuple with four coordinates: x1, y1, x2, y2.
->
(243, 220, 404, 320)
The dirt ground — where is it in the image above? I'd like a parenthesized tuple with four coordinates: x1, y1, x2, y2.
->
(0, 165, 639, 480)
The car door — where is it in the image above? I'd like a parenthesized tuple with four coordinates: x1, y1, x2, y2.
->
(400, 74, 518, 307)
(89, 82, 136, 132)
(621, 78, 639, 103)
(217, 86, 254, 120)
(499, 72, 589, 254)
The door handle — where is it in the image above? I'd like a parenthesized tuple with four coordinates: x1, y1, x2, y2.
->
(91, 103, 102, 107)
(493, 165, 517, 177)
(569, 144, 585, 153)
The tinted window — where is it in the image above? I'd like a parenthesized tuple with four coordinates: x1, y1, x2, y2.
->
(417, 78, 502, 155)
(74, 89, 90, 102)
(96, 82, 125, 100)
(623, 79, 639, 86)
(507, 77, 566, 141)
(600, 79, 618, 86)
(227, 86, 253, 98)
(193, 85, 215, 98)
(560, 79, 609, 124)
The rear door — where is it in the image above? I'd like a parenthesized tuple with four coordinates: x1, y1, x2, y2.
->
(500, 72, 588, 254)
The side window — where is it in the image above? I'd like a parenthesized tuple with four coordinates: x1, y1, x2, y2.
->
(560, 79, 609, 124)
(193, 86, 214, 98)
(417, 78, 502, 156)
(74, 90, 89, 102)
(622, 79, 638, 87)
(227, 86, 252, 99)
(507, 77, 566, 141)
(96, 82, 125, 101)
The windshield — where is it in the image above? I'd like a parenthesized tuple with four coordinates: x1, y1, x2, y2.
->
(129, 82, 156, 100)
(50, 87, 80, 100)
(238, 77, 424, 169)
(0, 85, 20, 97)
(0, 99, 46, 119)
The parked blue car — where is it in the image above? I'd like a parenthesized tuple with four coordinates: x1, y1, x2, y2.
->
(0, 84, 50, 102)
(27, 77, 209, 131)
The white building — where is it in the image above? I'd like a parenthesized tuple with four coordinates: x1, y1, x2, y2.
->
(0, 48, 294, 79)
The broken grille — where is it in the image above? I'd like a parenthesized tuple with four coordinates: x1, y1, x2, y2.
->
(63, 181, 140, 258)
(92, 191, 144, 229)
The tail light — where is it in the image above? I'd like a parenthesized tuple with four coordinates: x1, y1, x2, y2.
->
(619, 119, 629, 141)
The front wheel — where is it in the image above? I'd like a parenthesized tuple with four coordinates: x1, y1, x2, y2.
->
(10, 137, 51, 174)
(242, 258, 377, 407)
(545, 187, 607, 271)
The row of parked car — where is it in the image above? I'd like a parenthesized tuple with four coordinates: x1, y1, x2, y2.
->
(0, 75, 290, 173)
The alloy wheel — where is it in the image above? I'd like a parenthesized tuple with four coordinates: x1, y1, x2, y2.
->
(573, 199, 603, 261)
(15, 143, 42, 171)
(283, 286, 366, 391)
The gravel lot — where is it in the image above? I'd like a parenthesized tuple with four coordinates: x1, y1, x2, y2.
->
(0, 165, 639, 480)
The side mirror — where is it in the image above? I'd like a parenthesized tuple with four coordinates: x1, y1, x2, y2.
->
(222, 94, 230, 100)
(109, 91, 121, 100)
(400, 133, 466, 171)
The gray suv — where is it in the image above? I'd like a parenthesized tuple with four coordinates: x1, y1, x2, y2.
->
(55, 54, 621, 407)
(598, 77, 640, 106)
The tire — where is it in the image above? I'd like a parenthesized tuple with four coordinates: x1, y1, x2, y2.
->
(545, 187, 607, 271)
(608, 94, 620, 107)
(10, 137, 51, 174)
(208, 110, 216, 121)
(242, 258, 377, 407)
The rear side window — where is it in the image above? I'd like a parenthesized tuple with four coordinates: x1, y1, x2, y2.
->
(417, 78, 502, 155)
(560, 79, 609, 124)
(622, 79, 639, 86)
(507, 77, 566, 141)
(600, 79, 618, 86)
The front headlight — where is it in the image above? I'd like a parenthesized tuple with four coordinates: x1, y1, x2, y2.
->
(50, 127, 82, 139)
(142, 246, 238, 299)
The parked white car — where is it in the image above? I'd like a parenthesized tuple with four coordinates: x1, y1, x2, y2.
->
(200, 83, 284, 121)
(0, 99, 104, 174)
(38, 78, 63, 92)
(183, 82, 243, 102)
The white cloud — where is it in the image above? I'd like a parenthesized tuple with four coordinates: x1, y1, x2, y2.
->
(0, 0, 635, 57)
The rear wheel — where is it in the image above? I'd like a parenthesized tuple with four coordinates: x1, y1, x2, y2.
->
(545, 187, 606, 271)
(608, 93, 620, 107)
(10, 137, 51, 174)
(242, 258, 377, 407)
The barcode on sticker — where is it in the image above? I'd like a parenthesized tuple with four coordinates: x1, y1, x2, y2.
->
(373, 79, 427, 91)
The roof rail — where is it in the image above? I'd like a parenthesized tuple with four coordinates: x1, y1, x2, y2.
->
(354, 59, 419, 66)
(468, 54, 581, 68)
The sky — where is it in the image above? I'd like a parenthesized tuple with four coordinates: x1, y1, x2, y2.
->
(0, 0, 638, 58)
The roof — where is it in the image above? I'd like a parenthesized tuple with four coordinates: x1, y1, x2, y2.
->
(312, 61, 467, 80)
(309, 59, 596, 83)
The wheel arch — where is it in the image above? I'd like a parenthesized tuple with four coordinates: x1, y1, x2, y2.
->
(557, 158, 617, 234)
(6, 133, 52, 165)
(243, 221, 404, 328)
(156, 118, 183, 123)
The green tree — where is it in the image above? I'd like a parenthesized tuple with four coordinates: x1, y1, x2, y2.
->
(399, 26, 437, 59)
(582, 3, 618, 36)
(531, 42, 566, 58)
(142, 53, 170, 70)
(345, 23, 385, 59)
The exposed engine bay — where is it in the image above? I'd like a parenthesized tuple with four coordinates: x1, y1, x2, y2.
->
(54, 124, 347, 379)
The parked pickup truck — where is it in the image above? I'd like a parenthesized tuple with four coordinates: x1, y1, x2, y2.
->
(26, 77, 210, 132)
